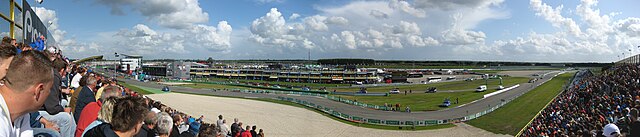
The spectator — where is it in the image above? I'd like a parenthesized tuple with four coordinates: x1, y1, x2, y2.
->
(217, 115, 224, 131)
(69, 68, 87, 112)
(74, 76, 98, 122)
(196, 124, 217, 137)
(156, 112, 173, 137)
(76, 85, 121, 137)
(629, 108, 640, 137)
(250, 125, 257, 137)
(220, 119, 230, 137)
(84, 96, 148, 137)
(134, 111, 158, 137)
(603, 123, 620, 137)
(38, 58, 76, 137)
(257, 129, 263, 137)
(240, 126, 251, 137)
(70, 68, 84, 89)
(0, 50, 54, 137)
(231, 118, 239, 137)
(170, 114, 183, 137)
(80, 97, 117, 137)
(0, 45, 16, 79)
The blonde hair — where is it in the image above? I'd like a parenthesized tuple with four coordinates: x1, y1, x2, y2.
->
(98, 97, 117, 123)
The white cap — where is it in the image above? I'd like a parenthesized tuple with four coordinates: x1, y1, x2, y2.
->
(603, 123, 620, 137)
(151, 108, 161, 113)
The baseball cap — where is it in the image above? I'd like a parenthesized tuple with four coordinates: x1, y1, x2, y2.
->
(603, 123, 620, 137)
(150, 108, 161, 113)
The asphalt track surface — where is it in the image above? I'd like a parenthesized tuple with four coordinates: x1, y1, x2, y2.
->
(115, 70, 563, 121)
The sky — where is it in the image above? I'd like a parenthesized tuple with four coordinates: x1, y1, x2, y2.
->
(29, 0, 640, 62)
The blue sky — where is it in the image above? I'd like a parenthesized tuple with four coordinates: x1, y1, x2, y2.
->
(31, 0, 640, 62)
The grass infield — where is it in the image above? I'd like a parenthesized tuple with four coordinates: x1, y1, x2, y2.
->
(465, 72, 575, 135)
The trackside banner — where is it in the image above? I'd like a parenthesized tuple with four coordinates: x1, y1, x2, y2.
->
(22, 0, 48, 44)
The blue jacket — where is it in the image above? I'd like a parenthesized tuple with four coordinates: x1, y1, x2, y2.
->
(74, 86, 96, 122)
(29, 38, 45, 51)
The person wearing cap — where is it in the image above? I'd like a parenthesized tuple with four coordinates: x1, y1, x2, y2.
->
(603, 123, 621, 137)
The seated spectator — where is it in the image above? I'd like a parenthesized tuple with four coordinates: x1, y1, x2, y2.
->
(197, 124, 217, 137)
(257, 129, 263, 137)
(84, 96, 148, 137)
(0, 50, 54, 137)
(80, 97, 117, 137)
(74, 76, 98, 122)
(170, 114, 183, 137)
(134, 111, 158, 137)
(75, 85, 121, 137)
(156, 112, 173, 137)
(38, 58, 75, 137)
(69, 69, 87, 113)
(0, 45, 16, 79)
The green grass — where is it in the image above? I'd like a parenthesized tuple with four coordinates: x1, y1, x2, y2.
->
(331, 77, 529, 93)
(181, 83, 249, 90)
(465, 72, 575, 135)
(173, 92, 455, 130)
(120, 82, 156, 95)
(362, 65, 480, 69)
(191, 77, 350, 88)
(336, 91, 489, 111)
(472, 70, 505, 74)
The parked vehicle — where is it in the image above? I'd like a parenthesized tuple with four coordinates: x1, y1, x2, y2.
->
(475, 85, 487, 92)
(389, 88, 400, 94)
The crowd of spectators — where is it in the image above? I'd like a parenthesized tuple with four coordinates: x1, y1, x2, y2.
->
(0, 36, 264, 137)
(522, 65, 640, 137)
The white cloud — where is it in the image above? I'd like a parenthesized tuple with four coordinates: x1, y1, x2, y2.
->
(289, 13, 300, 20)
(389, 0, 426, 18)
(256, 0, 284, 4)
(94, 0, 209, 29)
(413, 0, 505, 10)
(369, 10, 389, 19)
(530, 0, 582, 36)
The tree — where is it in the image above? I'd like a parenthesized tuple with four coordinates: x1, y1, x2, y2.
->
(207, 57, 214, 64)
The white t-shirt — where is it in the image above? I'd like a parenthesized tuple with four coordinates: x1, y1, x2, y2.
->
(0, 94, 33, 137)
(71, 73, 83, 88)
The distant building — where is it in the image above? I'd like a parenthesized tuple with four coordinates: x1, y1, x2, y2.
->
(168, 61, 191, 80)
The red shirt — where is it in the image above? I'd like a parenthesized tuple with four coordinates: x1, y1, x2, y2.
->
(241, 130, 252, 137)
(75, 100, 102, 137)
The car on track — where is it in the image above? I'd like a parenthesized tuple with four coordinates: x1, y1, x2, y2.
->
(389, 88, 400, 94)
(425, 87, 437, 93)
(497, 85, 505, 90)
(162, 86, 170, 92)
(439, 98, 451, 107)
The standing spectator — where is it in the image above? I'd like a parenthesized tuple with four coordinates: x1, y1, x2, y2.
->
(0, 50, 54, 137)
(0, 45, 16, 79)
(217, 115, 224, 131)
(240, 126, 252, 137)
(76, 85, 121, 137)
(84, 96, 148, 137)
(231, 118, 239, 137)
(220, 120, 230, 137)
(257, 129, 263, 137)
(39, 58, 76, 137)
(74, 76, 98, 122)
(250, 126, 257, 137)
(156, 112, 173, 137)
